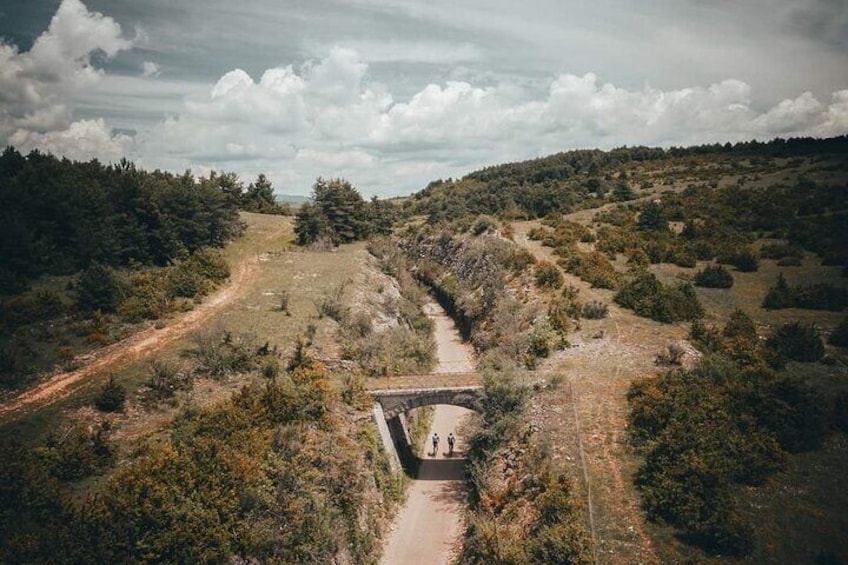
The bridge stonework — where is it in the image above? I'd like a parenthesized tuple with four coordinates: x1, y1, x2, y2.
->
(370, 386, 485, 420)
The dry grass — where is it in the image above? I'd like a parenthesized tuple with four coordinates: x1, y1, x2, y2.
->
(1, 213, 373, 448)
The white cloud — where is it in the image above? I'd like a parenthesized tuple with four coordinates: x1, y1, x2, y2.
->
(3, 1, 847, 197)
(142, 61, 161, 77)
(135, 48, 848, 196)
(0, 0, 133, 161)
(10, 119, 133, 162)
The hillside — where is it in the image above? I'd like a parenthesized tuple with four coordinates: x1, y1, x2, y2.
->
(1, 136, 847, 564)
(403, 136, 848, 563)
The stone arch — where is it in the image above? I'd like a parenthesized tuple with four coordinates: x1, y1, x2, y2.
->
(372, 387, 485, 420)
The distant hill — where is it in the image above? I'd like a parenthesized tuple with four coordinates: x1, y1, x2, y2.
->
(407, 136, 848, 221)
(275, 193, 310, 205)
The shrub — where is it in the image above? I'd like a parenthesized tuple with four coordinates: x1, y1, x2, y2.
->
(77, 264, 124, 313)
(671, 252, 697, 268)
(561, 250, 619, 289)
(764, 274, 848, 311)
(731, 249, 759, 272)
(762, 273, 794, 309)
(315, 284, 348, 322)
(278, 290, 290, 314)
(693, 265, 734, 288)
(187, 329, 256, 379)
(184, 248, 229, 282)
(723, 309, 757, 342)
(794, 283, 848, 311)
(655, 343, 686, 366)
(35, 424, 114, 481)
(471, 215, 498, 236)
(765, 321, 825, 363)
(535, 261, 564, 289)
(760, 243, 803, 260)
(0, 290, 64, 328)
(166, 262, 209, 299)
(615, 272, 704, 323)
(548, 295, 578, 336)
(148, 360, 193, 400)
(581, 301, 608, 319)
(718, 249, 759, 272)
(94, 376, 126, 412)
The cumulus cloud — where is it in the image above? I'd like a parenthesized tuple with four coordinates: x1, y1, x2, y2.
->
(138, 48, 848, 195)
(4, 1, 847, 196)
(0, 0, 132, 158)
(9, 119, 133, 162)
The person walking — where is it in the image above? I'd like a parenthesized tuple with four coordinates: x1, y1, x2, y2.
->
(447, 432, 455, 455)
(432, 433, 440, 456)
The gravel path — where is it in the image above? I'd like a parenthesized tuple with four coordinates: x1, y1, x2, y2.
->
(380, 300, 475, 564)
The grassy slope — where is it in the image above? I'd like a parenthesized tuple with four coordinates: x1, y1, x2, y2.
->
(0, 213, 369, 449)
(509, 154, 848, 564)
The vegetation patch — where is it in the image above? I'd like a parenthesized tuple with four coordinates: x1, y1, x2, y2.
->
(615, 272, 704, 323)
(693, 264, 734, 288)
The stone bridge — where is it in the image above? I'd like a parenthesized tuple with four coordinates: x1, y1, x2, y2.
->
(370, 385, 485, 420)
(368, 380, 484, 473)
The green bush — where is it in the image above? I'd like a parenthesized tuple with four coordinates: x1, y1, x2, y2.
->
(762, 273, 794, 309)
(77, 264, 124, 313)
(718, 249, 759, 272)
(94, 376, 126, 412)
(535, 261, 563, 289)
(187, 329, 256, 379)
(0, 290, 64, 328)
(581, 300, 609, 319)
(765, 321, 825, 363)
(794, 283, 848, 311)
(561, 250, 619, 289)
(760, 243, 804, 260)
(627, 356, 815, 556)
(35, 425, 114, 481)
(615, 272, 704, 323)
(693, 265, 734, 288)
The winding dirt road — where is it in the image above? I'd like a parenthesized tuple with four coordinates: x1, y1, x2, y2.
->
(380, 300, 476, 564)
(0, 258, 261, 417)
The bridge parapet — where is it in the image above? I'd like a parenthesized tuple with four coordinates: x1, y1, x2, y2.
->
(370, 386, 485, 420)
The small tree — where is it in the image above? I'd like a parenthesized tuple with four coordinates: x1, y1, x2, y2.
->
(762, 273, 794, 310)
(637, 200, 667, 231)
(78, 263, 124, 313)
(766, 322, 825, 363)
(693, 265, 734, 288)
(535, 261, 564, 289)
(94, 376, 126, 412)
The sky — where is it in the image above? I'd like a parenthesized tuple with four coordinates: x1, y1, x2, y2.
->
(1, 0, 847, 197)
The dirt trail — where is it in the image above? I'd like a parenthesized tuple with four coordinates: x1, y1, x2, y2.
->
(380, 300, 476, 564)
(0, 258, 261, 417)
(513, 219, 666, 564)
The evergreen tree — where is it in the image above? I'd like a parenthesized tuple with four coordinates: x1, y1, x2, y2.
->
(294, 201, 330, 245)
(313, 177, 368, 243)
(637, 200, 668, 231)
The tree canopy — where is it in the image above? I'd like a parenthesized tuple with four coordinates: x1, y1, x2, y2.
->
(294, 177, 396, 245)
